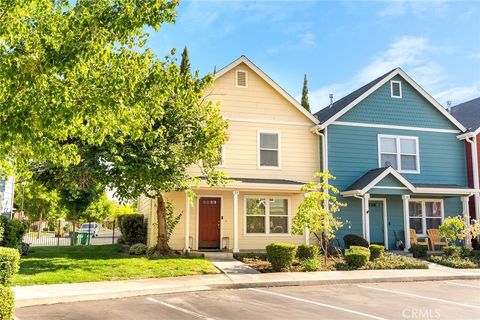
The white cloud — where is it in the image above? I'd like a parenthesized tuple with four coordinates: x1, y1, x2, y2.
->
(308, 35, 475, 112)
(309, 36, 440, 111)
(471, 52, 480, 59)
(378, 0, 448, 18)
(434, 82, 480, 106)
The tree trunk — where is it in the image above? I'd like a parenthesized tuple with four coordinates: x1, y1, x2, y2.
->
(156, 192, 170, 255)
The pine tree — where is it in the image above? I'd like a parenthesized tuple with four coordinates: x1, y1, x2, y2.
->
(301, 74, 311, 112)
(180, 46, 191, 75)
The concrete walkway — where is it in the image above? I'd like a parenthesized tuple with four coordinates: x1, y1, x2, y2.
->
(14, 267, 480, 308)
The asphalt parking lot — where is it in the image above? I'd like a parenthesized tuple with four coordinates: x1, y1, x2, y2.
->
(16, 280, 480, 320)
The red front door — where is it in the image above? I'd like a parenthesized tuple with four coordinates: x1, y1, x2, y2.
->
(198, 197, 221, 249)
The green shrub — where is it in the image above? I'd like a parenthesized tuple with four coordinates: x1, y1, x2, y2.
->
(409, 244, 428, 258)
(0, 247, 20, 285)
(443, 246, 461, 257)
(129, 243, 148, 255)
(344, 246, 370, 268)
(297, 244, 319, 261)
(117, 214, 146, 245)
(366, 252, 428, 270)
(343, 234, 369, 249)
(0, 284, 14, 320)
(301, 258, 319, 272)
(428, 255, 478, 269)
(439, 215, 465, 245)
(266, 243, 297, 271)
(369, 244, 384, 261)
(0, 217, 27, 248)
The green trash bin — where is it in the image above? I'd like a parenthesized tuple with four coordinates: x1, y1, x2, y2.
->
(79, 232, 89, 245)
(70, 232, 78, 246)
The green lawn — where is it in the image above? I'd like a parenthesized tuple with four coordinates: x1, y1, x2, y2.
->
(13, 244, 220, 286)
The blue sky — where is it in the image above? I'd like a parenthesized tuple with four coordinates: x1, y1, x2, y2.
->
(147, 0, 480, 113)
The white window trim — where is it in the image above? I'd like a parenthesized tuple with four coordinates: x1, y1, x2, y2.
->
(408, 198, 444, 237)
(257, 130, 281, 169)
(235, 69, 248, 88)
(378, 134, 420, 174)
(217, 146, 226, 167)
(244, 195, 291, 236)
(390, 80, 402, 98)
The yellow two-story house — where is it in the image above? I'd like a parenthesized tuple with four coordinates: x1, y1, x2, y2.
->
(139, 56, 320, 252)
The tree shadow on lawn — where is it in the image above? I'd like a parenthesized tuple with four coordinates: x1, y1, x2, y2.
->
(19, 244, 208, 276)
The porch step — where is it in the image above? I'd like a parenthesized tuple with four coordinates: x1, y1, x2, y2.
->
(201, 251, 234, 261)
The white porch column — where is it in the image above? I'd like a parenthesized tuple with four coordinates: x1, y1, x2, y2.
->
(304, 227, 310, 245)
(233, 190, 239, 253)
(363, 194, 370, 243)
(462, 196, 472, 249)
(184, 192, 191, 252)
(402, 195, 411, 251)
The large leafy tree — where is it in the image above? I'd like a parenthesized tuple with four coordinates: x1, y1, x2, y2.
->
(0, 0, 178, 173)
(13, 180, 65, 222)
(89, 68, 229, 254)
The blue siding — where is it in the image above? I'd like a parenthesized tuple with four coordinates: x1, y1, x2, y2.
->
(377, 175, 406, 187)
(337, 75, 458, 130)
(328, 125, 467, 189)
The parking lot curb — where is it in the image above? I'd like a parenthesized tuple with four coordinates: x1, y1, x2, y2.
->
(15, 272, 480, 308)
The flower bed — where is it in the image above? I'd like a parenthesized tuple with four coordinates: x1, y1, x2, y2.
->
(240, 252, 428, 272)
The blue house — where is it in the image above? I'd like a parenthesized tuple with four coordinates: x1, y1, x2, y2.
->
(313, 68, 475, 250)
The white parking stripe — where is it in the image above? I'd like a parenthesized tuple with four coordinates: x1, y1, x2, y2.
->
(357, 285, 480, 309)
(146, 297, 217, 320)
(445, 281, 480, 289)
(250, 288, 387, 320)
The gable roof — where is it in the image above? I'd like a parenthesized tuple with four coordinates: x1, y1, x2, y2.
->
(314, 68, 466, 132)
(214, 56, 319, 125)
(344, 167, 416, 195)
(451, 97, 480, 135)
(342, 166, 472, 196)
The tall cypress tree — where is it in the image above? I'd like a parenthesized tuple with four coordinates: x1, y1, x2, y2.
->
(180, 46, 191, 75)
(301, 74, 311, 112)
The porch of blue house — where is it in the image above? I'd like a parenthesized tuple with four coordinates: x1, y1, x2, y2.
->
(338, 167, 474, 250)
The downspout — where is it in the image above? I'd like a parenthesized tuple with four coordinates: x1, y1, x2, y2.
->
(314, 126, 327, 172)
(466, 136, 480, 220)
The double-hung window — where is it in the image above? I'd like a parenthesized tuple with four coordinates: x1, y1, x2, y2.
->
(258, 131, 280, 168)
(245, 197, 289, 234)
(378, 135, 419, 173)
(409, 200, 443, 236)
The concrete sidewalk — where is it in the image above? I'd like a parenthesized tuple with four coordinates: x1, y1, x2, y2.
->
(14, 268, 480, 308)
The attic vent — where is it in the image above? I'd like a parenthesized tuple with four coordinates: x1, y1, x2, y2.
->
(236, 70, 247, 88)
(390, 80, 402, 98)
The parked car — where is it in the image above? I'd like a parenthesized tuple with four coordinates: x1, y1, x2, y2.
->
(78, 222, 100, 237)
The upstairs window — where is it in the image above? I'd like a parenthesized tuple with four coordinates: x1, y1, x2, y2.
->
(236, 70, 248, 87)
(258, 132, 280, 168)
(391, 80, 402, 98)
(378, 135, 419, 173)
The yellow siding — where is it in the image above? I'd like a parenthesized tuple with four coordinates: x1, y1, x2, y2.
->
(188, 62, 320, 183)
